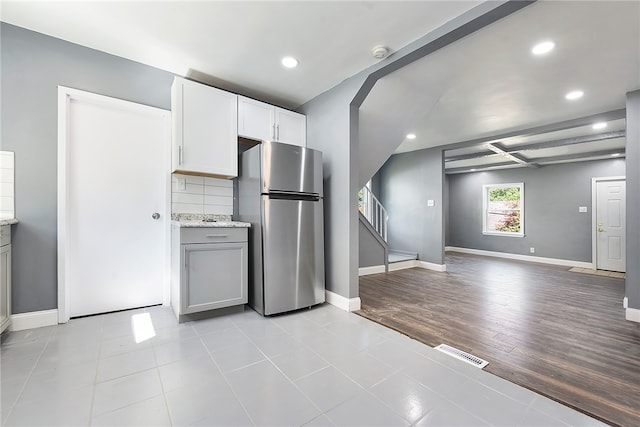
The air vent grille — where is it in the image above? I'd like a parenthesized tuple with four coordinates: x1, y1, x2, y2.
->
(435, 344, 489, 368)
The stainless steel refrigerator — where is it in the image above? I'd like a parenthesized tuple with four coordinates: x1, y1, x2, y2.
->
(237, 141, 325, 315)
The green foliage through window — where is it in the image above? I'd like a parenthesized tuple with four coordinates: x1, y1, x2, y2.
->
(483, 183, 524, 235)
(489, 187, 520, 202)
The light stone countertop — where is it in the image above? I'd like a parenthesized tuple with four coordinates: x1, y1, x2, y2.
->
(171, 213, 250, 228)
(0, 219, 18, 226)
(172, 220, 251, 228)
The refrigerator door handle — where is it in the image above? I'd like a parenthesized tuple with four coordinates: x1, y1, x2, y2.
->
(267, 191, 320, 201)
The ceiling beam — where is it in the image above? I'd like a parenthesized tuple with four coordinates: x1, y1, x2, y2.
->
(505, 130, 626, 153)
(445, 129, 626, 162)
(446, 149, 626, 174)
(442, 109, 627, 152)
(487, 143, 540, 168)
(534, 149, 625, 164)
(445, 162, 525, 174)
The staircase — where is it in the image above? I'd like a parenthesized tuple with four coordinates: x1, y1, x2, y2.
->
(359, 185, 388, 241)
(358, 185, 417, 270)
(388, 249, 418, 263)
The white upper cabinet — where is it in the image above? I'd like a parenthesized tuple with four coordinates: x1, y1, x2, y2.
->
(237, 96, 306, 147)
(172, 77, 238, 178)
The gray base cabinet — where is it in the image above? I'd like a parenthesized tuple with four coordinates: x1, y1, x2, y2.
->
(171, 226, 248, 320)
(1, 226, 12, 333)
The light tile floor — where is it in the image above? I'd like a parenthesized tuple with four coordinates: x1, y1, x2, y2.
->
(0, 304, 606, 426)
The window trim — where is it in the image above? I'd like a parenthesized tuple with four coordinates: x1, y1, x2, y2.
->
(482, 182, 525, 237)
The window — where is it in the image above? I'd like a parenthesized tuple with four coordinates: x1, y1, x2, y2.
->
(483, 183, 524, 237)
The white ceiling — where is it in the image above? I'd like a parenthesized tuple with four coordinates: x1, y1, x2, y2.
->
(2, 1, 639, 178)
(358, 0, 639, 177)
(0, 0, 480, 109)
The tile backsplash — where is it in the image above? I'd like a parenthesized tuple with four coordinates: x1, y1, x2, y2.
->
(0, 151, 15, 219)
(171, 173, 233, 215)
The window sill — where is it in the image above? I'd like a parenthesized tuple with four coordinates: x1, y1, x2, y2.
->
(482, 232, 525, 238)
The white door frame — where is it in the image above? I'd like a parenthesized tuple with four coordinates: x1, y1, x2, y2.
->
(591, 176, 626, 271)
(57, 86, 171, 323)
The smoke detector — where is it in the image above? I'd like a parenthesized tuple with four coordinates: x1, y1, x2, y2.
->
(372, 45, 390, 60)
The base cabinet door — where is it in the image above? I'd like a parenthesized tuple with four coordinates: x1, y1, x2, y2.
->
(181, 242, 248, 314)
(0, 243, 11, 333)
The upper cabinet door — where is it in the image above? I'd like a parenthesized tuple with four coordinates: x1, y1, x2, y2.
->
(172, 77, 238, 178)
(237, 96, 306, 147)
(275, 108, 306, 147)
(237, 96, 274, 142)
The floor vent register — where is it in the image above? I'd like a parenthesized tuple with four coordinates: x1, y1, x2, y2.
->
(435, 344, 489, 368)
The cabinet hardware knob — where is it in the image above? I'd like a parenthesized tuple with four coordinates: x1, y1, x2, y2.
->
(152, 213, 160, 220)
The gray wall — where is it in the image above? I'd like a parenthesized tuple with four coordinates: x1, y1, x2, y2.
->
(446, 159, 626, 262)
(359, 219, 387, 268)
(626, 90, 640, 310)
(299, 79, 364, 299)
(378, 147, 445, 265)
(1, 23, 175, 314)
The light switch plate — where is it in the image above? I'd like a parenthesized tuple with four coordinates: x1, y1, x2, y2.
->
(579, 206, 588, 213)
(427, 200, 435, 207)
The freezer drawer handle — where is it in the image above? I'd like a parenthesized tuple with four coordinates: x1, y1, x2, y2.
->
(206, 234, 229, 238)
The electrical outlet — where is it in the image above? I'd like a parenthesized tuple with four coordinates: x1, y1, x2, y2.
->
(579, 206, 588, 213)
(529, 247, 535, 254)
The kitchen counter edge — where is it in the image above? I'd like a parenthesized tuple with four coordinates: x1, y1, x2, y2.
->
(0, 219, 18, 226)
(171, 220, 251, 228)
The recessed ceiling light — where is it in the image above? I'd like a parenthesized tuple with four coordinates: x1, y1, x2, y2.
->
(592, 122, 607, 130)
(532, 41, 555, 55)
(565, 90, 584, 100)
(406, 133, 416, 140)
(281, 56, 299, 68)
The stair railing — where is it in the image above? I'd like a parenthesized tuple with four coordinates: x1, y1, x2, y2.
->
(359, 185, 388, 241)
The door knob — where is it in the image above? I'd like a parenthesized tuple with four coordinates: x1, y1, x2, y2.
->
(152, 212, 160, 220)
(598, 227, 605, 232)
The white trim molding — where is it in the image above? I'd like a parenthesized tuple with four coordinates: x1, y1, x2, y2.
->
(358, 265, 386, 276)
(387, 260, 446, 272)
(445, 246, 593, 269)
(325, 290, 361, 312)
(626, 307, 640, 323)
(10, 309, 58, 332)
(415, 260, 447, 272)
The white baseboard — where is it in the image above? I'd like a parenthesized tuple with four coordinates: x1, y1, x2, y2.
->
(325, 290, 361, 312)
(626, 307, 640, 323)
(388, 260, 417, 271)
(387, 260, 446, 272)
(10, 309, 58, 332)
(415, 260, 447, 272)
(445, 246, 593, 269)
(358, 265, 386, 276)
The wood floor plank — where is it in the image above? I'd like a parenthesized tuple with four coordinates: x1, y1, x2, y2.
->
(357, 253, 640, 427)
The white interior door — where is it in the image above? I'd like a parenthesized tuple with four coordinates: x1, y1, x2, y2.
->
(59, 87, 170, 320)
(596, 180, 626, 272)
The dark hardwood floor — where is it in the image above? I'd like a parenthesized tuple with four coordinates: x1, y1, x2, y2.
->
(357, 253, 640, 427)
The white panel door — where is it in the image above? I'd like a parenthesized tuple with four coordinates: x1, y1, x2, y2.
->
(596, 180, 626, 272)
(61, 89, 169, 319)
